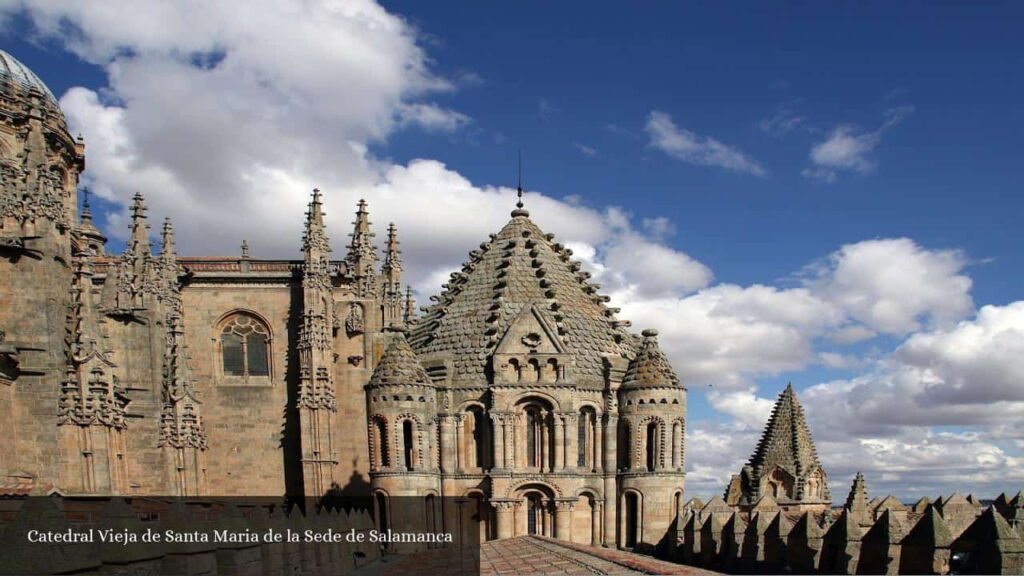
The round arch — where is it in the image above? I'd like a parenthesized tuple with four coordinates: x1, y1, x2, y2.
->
(508, 390, 560, 411)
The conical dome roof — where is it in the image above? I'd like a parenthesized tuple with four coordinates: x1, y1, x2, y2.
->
(622, 329, 680, 387)
(747, 383, 824, 476)
(369, 331, 432, 387)
(410, 209, 636, 384)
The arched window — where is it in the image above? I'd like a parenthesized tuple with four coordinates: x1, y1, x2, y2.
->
(578, 407, 597, 469)
(466, 406, 488, 469)
(219, 313, 270, 381)
(526, 407, 542, 468)
(375, 492, 390, 534)
(624, 492, 640, 548)
(372, 418, 389, 470)
(527, 494, 542, 536)
(526, 358, 541, 382)
(765, 467, 794, 500)
(672, 420, 683, 469)
(645, 421, 659, 471)
(402, 420, 415, 471)
(617, 420, 631, 470)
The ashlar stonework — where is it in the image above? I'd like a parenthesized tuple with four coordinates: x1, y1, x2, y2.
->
(0, 49, 685, 552)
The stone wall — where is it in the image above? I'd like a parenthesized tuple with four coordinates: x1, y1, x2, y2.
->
(670, 492, 1024, 575)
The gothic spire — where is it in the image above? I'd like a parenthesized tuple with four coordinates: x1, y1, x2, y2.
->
(381, 222, 402, 294)
(160, 217, 176, 260)
(128, 192, 151, 257)
(302, 188, 330, 258)
(404, 285, 416, 325)
(346, 198, 377, 296)
(76, 188, 106, 255)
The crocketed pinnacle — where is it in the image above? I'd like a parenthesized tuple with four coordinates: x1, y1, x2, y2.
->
(845, 471, 869, 512)
(346, 198, 376, 275)
(128, 192, 151, 256)
(622, 329, 681, 388)
(382, 222, 402, 292)
(409, 210, 636, 384)
(746, 383, 823, 476)
(369, 330, 433, 387)
(302, 188, 330, 256)
(160, 218, 176, 260)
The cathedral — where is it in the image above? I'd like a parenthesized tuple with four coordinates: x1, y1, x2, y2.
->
(0, 49, 687, 549)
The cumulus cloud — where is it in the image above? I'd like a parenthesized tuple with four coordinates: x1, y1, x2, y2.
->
(807, 237, 973, 334)
(616, 284, 842, 389)
(802, 105, 914, 182)
(645, 111, 766, 176)
(7, 0, 692, 298)
(685, 301, 1024, 500)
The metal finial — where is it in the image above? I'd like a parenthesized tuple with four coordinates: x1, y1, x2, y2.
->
(516, 149, 523, 209)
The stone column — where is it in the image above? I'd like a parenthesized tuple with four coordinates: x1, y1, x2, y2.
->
(554, 415, 565, 471)
(491, 413, 505, 470)
(594, 416, 603, 472)
(540, 411, 549, 472)
(592, 500, 603, 546)
(506, 414, 517, 470)
(602, 414, 618, 547)
(454, 414, 465, 473)
(439, 415, 455, 474)
(494, 500, 516, 540)
(555, 499, 575, 541)
(565, 413, 577, 470)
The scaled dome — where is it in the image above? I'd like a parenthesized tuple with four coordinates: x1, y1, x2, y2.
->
(0, 49, 69, 133)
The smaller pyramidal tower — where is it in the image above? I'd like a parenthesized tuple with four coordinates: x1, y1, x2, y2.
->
(733, 383, 831, 512)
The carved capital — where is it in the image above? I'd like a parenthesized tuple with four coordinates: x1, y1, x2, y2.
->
(491, 499, 518, 512)
(554, 498, 577, 512)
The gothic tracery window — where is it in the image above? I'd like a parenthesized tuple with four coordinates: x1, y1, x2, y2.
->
(219, 313, 270, 381)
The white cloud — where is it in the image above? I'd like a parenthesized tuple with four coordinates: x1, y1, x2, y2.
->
(898, 302, 1024, 405)
(645, 111, 766, 176)
(573, 142, 597, 156)
(757, 107, 806, 136)
(616, 284, 842, 389)
(807, 238, 973, 334)
(687, 300, 1024, 499)
(396, 103, 471, 133)
(802, 106, 914, 182)
(707, 389, 776, 430)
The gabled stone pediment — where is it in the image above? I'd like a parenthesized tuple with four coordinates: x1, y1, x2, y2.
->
(492, 304, 572, 384)
(494, 304, 567, 355)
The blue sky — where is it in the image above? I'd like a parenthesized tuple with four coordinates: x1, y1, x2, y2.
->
(4, 1, 1023, 499)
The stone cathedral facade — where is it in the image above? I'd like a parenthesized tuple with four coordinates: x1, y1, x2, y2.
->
(0, 50, 687, 549)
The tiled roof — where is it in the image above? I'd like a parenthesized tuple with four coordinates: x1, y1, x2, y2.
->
(369, 331, 432, 387)
(409, 209, 636, 384)
(622, 329, 680, 388)
(747, 383, 824, 477)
